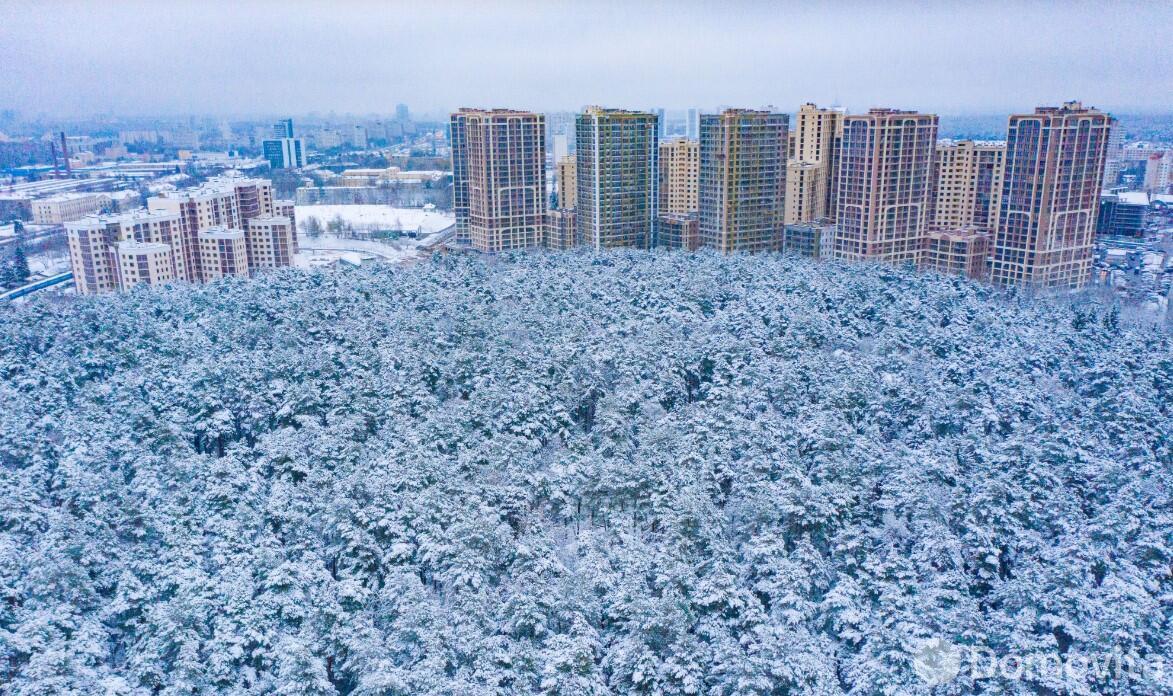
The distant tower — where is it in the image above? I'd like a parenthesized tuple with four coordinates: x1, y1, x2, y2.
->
(990, 101, 1112, 291)
(396, 103, 410, 122)
(686, 108, 699, 139)
(60, 132, 71, 173)
(272, 119, 294, 139)
(575, 107, 659, 249)
(698, 109, 788, 253)
(652, 108, 667, 141)
(658, 137, 699, 215)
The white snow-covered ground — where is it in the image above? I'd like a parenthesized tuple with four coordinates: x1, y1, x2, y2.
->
(296, 234, 435, 265)
(295, 205, 454, 236)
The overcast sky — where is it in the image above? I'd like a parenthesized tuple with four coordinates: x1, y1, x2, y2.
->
(1, 0, 1170, 119)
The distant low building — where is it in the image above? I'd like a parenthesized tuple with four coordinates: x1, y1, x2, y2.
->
(545, 209, 577, 250)
(782, 219, 836, 258)
(31, 193, 109, 224)
(657, 212, 699, 251)
(920, 227, 991, 280)
(1097, 191, 1148, 237)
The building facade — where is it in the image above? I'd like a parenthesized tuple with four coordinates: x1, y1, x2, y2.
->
(449, 110, 472, 245)
(450, 109, 546, 253)
(556, 155, 577, 210)
(246, 216, 297, 270)
(1096, 192, 1148, 237)
(920, 227, 991, 280)
(657, 212, 700, 251)
(990, 101, 1112, 290)
(932, 140, 1005, 232)
(545, 208, 577, 250)
(781, 219, 836, 259)
(658, 138, 699, 215)
(784, 103, 845, 224)
(263, 138, 306, 169)
(198, 227, 250, 281)
(833, 108, 938, 265)
(575, 107, 659, 249)
(698, 109, 788, 253)
(31, 193, 109, 225)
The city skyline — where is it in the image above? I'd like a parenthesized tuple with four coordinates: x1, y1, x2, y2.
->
(1, 0, 1171, 119)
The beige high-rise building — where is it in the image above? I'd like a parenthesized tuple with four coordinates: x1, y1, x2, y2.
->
(932, 141, 1005, 232)
(784, 103, 845, 224)
(148, 175, 274, 281)
(658, 138, 699, 214)
(114, 241, 176, 289)
(198, 227, 249, 281)
(246, 216, 296, 271)
(556, 155, 577, 210)
(991, 101, 1112, 291)
(833, 108, 938, 265)
(450, 108, 546, 252)
(784, 162, 824, 225)
(66, 210, 186, 294)
(274, 199, 298, 253)
(67, 177, 292, 296)
(699, 109, 788, 253)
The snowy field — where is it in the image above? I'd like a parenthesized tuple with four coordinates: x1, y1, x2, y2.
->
(295, 204, 454, 236)
(294, 205, 454, 267)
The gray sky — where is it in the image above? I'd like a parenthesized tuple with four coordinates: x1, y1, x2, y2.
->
(1, 0, 1170, 119)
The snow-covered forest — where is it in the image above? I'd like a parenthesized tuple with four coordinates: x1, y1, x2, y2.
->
(1, 251, 1170, 694)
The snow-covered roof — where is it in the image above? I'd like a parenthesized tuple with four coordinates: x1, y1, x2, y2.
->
(1117, 191, 1149, 206)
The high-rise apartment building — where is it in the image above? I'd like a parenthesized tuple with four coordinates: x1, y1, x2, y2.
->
(1102, 118, 1123, 188)
(66, 210, 186, 294)
(932, 140, 1005, 232)
(575, 107, 659, 249)
(449, 110, 472, 245)
(652, 108, 667, 141)
(147, 175, 276, 282)
(833, 108, 938, 265)
(556, 155, 577, 210)
(198, 227, 250, 281)
(698, 109, 788, 253)
(990, 101, 1112, 291)
(245, 216, 297, 270)
(658, 138, 699, 215)
(784, 103, 845, 224)
(450, 108, 546, 252)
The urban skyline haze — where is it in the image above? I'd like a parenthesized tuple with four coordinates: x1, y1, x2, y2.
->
(1, 0, 1171, 119)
